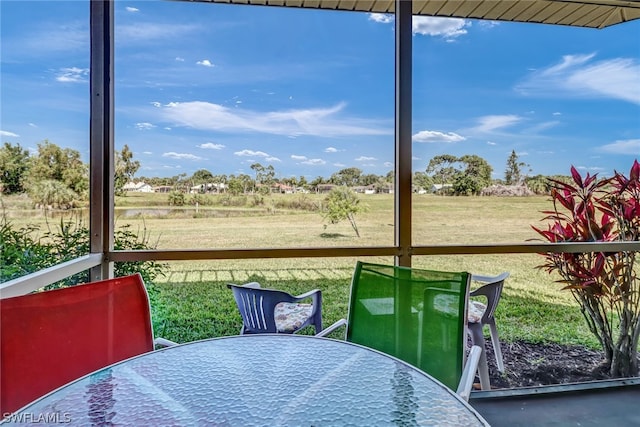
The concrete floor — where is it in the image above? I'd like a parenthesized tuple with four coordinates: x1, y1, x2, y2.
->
(469, 379, 640, 426)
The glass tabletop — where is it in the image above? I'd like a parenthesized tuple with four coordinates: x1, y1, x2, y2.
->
(3, 335, 489, 426)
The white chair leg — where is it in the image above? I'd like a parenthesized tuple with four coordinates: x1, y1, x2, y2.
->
(488, 321, 504, 372)
(467, 323, 491, 390)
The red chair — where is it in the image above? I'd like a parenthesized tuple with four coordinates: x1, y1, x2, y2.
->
(0, 273, 173, 416)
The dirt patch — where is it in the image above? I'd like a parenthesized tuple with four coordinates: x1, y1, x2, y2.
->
(480, 340, 624, 389)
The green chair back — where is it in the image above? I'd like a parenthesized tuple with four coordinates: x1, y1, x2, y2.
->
(346, 261, 470, 390)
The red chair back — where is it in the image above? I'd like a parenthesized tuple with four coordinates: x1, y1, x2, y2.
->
(1, 273, 154, 415)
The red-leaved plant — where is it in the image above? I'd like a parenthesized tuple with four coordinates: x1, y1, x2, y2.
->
(532, 159, 640, 378)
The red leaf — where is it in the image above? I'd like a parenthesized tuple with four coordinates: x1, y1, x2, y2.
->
(570, 166, 583, 187)
(630, 159, 640, 182)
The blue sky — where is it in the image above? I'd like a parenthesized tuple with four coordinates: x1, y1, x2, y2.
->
(1, 1, 639, 181)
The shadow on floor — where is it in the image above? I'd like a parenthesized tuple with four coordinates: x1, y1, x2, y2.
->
(469, 379, 640, 426)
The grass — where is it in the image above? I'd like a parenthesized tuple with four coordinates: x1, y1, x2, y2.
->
(1, 192, 602, 349)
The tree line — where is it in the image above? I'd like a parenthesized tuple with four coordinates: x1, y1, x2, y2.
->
(1, 140, 567, 207)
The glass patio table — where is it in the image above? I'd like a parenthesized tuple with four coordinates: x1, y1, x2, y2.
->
(2, 335, 489, 426)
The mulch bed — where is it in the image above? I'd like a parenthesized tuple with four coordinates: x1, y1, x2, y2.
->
(481, 340, 618, 389)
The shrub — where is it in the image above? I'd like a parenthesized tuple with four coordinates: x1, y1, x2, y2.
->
(0, 213, 166, 288)
(168, 191, 185, 206)
(272, 195, 320, 212)
(532, 160, 640, 377)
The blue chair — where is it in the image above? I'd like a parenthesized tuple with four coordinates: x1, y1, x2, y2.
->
(227, 282, 323, 334)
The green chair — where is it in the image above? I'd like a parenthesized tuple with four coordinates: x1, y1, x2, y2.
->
(319, 261, 481, 400)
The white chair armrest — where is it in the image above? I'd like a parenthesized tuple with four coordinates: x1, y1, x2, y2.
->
(315, 319, 347, 337)
(456, 345, 482, 401)
(154, 337, 179, 348)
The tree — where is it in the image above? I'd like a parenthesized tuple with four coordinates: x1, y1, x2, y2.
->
(191, 169, 214, 184)
(250, 163, 276, 194)
(385, 170, 395, 184)
(29, 180, 77, 209)
(525, 174, 550, 195)
(505, 150, 529, 185)
(330, 167, 362, 187)
(360, 173, 379, 186)
(322, 186, 366, 237)
(452, 155, 493, 195)
(28, 140, 88, 202)
(298, 175, 308, 191)
(0, 142, 30, 194)
(426, 154, 458, 185)
(413, 171, 433, 192)
(532, 161, 640, 378)
(227, 174, 252, 195)
(115, 145, 140, 196)
(310, 176, 325, 192)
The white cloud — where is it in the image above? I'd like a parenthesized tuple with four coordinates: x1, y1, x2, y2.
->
(577, 165, 606, 172)
(162, 152, 204, 160)
(266, 156, 281, 162)
(369, 14, 471, 39)
(369, 13, 393, 24)
(235, 149, 270, 157)
(198, 143, 225, 150)
(478, 21, 499, 29)
(487, 141, 497, 146)
(473, 115, 522, 132)
(117, 23, 199, 43)
(159, 101, 391, 137)
(516, 53, 640, 104)
(553, 112, 562, 116)
(28, 123, 37, 128)
(413, 17, 470, 39)
(0, 130, 19, 137)
(175, 57, 185, 62)
(151, 102, 162, 108)
(301, 158, 326, 165)
(355, 156, 377, 161)
(56, 67, 88, 83)
(18, 23, 87, 55)
(125, 7, 139, 13)
(135, 122, 156, 130)
(291, 155, 324, 164)
(412, 130, 465, 143)
(324, 147, 338, 153)
(384, 162, 393, 168)
(600, 139, 640, 155)
(525, 121, 561, 133)
(197, 59, 214, 68)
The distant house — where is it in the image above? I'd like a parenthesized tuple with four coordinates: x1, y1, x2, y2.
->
(190, 183, 228, 193)
(154, 185, 173, 193)
(315, 184, 336, 194)
(431, 183, 453, 194)
(123, 181, 153, 193)
(272, 183, 294, 194)
(353, 185, 376, 195)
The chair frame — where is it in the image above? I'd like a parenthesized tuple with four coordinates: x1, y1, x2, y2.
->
(467, 272, 510, 390)
(227, 282, 323, 334)
(0, 273, 176, 416)
(319, 262, 482, 401)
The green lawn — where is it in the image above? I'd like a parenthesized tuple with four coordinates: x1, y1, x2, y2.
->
(2, 192, 602, 349)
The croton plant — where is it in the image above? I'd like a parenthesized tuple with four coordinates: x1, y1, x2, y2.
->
(533, 159, 640, 378)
